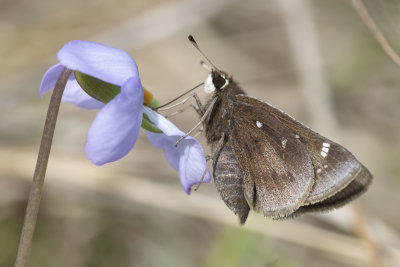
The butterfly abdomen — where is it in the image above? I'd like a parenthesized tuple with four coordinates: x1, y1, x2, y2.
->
(213, 139, 250, 224)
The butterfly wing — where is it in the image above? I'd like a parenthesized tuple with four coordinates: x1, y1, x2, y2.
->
(290, 164, 372, 216)
(235, 95, 372, 210)
(230, 96, 315, 218)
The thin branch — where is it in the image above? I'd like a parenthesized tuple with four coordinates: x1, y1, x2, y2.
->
(14, 68, 72, 267)
(352, 0, 400, 68)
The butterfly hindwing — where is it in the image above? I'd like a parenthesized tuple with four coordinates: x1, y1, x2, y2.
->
(290, 164, 372, 216)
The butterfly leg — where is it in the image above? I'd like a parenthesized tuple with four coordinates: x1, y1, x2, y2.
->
(156, 93, 204, 116)
(194, 154, 212, 191)
(175, 97, 217, 147)
(192, 93, 204, 115)
(164, 104, 198, 118)
(194, 135, 225, 191)
(191, 126, 204, 139)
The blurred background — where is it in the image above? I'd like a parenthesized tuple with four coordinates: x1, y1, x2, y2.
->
(1, 0, 400, 266)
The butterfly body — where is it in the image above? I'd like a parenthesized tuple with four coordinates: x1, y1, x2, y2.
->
(201, 69, 372, 224)
(202, 71, 243, 143)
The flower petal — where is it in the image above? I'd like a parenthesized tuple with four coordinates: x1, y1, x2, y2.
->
(58, 40, 139, 86)
(143, 107, 187, 136)
(144, 107, 211, 194)
(84, 77, 144, 165)
(40, 64, 104, 109)
(39, 63, 65, 98)
(178, 138, 212, 193)
(62, 73, 105, 109)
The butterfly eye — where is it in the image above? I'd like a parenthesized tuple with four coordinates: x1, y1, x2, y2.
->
(211, 71, 229, 90)
(214, 76, 226, 89)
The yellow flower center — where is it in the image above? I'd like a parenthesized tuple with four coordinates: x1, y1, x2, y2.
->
(143, 88, 154, 105)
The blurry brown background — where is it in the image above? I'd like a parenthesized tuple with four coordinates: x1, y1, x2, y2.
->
(1, 0, 400, 266)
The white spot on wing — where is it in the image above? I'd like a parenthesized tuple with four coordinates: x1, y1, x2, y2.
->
(324, 164, 328, 169)
(204, 73, 215, 94)
(320, 143, 330, 157)
(295, 134, 300, 139)
(316, 168, 322, 174)
(281, 139, 287, 149)
(256, 121, 263, 128)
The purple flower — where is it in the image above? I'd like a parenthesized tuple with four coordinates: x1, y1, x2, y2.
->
(39, 40, 210, 194)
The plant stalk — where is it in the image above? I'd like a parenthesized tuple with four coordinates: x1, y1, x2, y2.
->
(14, 67, 72, 267)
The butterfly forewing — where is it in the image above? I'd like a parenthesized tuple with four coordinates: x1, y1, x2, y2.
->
(235, 95, 372, 206)
(230, 96, 315, 218)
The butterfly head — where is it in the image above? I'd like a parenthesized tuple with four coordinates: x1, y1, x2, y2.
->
(204, 70, 229, 94)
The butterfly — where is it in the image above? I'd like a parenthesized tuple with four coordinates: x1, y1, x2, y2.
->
(187, 36, 373, 224)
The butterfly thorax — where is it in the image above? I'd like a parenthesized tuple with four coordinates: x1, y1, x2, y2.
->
(202, 72, 245, 144)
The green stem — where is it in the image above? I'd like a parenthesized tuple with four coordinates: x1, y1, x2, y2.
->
(14, 67, 72, 267)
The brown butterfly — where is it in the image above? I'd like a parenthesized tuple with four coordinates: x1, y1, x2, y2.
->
(182, 36, 373, 224)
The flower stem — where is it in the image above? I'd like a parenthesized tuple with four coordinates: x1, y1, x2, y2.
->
(14, 67, 72, 267)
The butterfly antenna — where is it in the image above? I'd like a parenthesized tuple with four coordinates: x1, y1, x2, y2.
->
(188, 35, 219, 71)
(200, 60, 212, 71)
